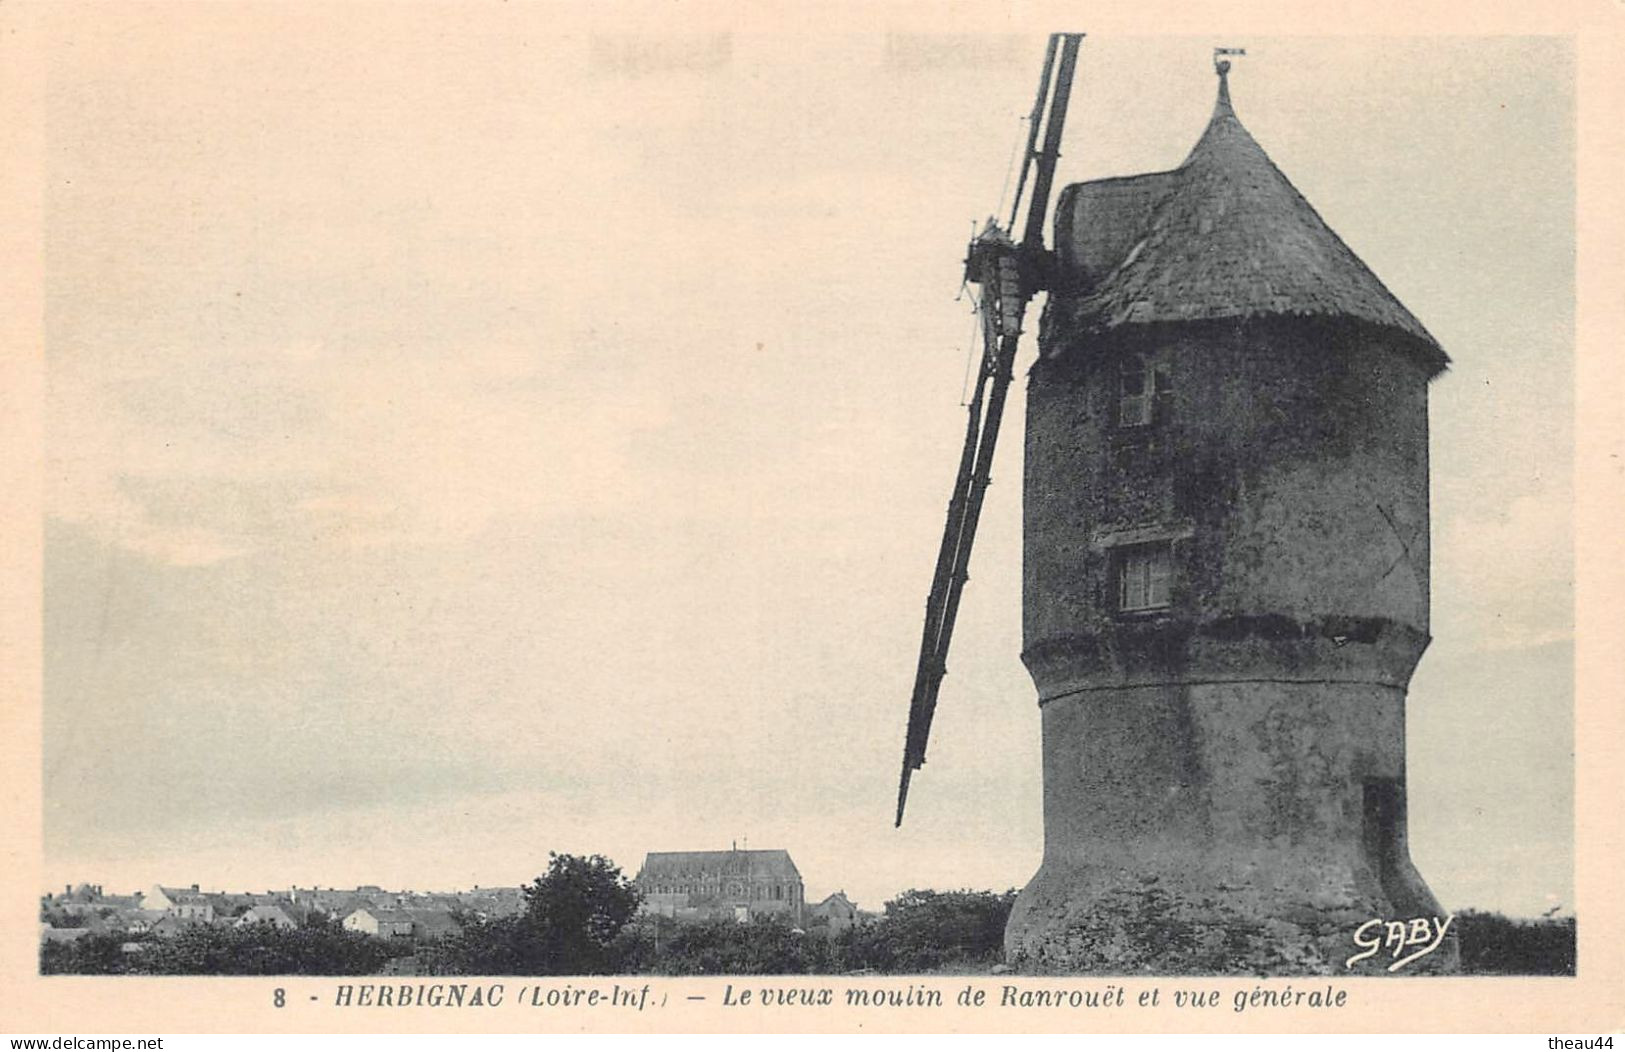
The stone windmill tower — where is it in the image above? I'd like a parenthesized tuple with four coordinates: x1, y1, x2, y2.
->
(897, 47, 1454, 975)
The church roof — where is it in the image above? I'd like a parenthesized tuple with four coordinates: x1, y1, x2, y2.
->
(1050, 69, 1446, 375)
(637, 849, 802, 880)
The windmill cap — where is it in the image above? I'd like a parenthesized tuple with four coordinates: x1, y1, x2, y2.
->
(1049, 66, 1447, 375)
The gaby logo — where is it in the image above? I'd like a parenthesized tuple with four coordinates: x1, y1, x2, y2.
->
(1344, 915, 1455, 972)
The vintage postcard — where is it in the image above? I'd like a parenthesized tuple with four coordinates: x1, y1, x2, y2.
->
(1, 0, 1621, 1038)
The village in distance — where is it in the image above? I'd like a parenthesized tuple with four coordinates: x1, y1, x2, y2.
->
(40, 844, 1573, 978)
(39, 846, 1008, 978)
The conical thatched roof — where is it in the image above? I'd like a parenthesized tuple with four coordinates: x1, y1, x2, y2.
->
(1050, 71, 1447, 374)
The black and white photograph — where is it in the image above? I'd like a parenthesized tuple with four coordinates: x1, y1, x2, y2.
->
(2, 2, 1620, 1040)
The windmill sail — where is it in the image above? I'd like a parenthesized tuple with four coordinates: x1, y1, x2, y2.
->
(896, 32, 1082, 827)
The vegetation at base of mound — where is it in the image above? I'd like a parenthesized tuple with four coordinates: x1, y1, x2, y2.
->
(1454, 909, 1575, 976)
(41, 861, 1574, 977)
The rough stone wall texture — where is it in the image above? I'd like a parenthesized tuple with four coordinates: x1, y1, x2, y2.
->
(1007, 318, 1453, 975)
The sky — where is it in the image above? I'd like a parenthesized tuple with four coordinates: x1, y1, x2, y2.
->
(39, 17, 1573, 918)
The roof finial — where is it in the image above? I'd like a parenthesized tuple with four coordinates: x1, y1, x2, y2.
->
(1213, 47, 1245, 111)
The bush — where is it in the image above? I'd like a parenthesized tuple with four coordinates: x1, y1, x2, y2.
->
(41, 932, 143, 975)
(635, 915, 836, 975)
(421, 853, 643, 975)
(520, 853, 643, 973)
(135, 916, 392, 975)
(1457, 910, 1575, 976)
(833, 889, 1015, 974)
(607, 888, 1016, 976)
(42, 916, 392, 976)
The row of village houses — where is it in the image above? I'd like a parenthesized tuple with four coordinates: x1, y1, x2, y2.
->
(42, 847, 864, 947)
(39, 881, 522, 945)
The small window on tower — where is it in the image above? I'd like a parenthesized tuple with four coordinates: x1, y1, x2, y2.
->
(1117, 542, 1173, 613)
(1117, 354, 1171, 428)
(1118, 355, 1152, 427)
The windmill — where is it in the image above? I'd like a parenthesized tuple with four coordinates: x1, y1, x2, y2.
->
(896, 32, 1083, 827)
(893, 41, 1456, 974)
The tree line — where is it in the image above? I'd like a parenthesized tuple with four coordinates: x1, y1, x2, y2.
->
(40, 853, 1573, 976)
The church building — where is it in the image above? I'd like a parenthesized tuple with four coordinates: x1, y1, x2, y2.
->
(635, 846, 805, 925)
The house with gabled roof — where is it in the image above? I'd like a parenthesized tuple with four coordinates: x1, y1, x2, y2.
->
(457, 886, 525, 919)
(145, 883, 217, 922)
(342, 906, 459, 940)
(342, 907, 413, 938)
(234, 904, 297, 930)
(807, 890, 859, 934)
(40, 925, 93, 945)
(117, 909, 168, 934)
(148, 914, 206, 938)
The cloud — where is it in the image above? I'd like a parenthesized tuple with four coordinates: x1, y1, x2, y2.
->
(46, 332, 679, 566)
